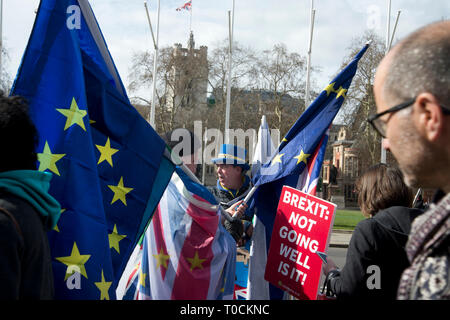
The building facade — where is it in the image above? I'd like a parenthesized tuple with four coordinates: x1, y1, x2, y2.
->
(322, 125, 359, 208)
(165, 32, 209, 119)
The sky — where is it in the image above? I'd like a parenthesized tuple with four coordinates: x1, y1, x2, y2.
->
(2, 0, 449, 104)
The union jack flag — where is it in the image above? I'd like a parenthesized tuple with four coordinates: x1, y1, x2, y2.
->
(117, 167, 236, 300)
(176, 0, 192, 11)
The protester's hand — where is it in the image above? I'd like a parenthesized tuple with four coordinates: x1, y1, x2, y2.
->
(322, 257, 338, 275)
(227, 200, 248, 219)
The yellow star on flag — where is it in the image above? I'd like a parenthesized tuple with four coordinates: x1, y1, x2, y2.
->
(108, 177, 133, 206)
(37, 141, 66, 176)
(153, 247, 170, 269)
(324, 82, 337, 96)
(186, 251, 206, 272)
(139, 272, 147, 287)
(94, 270, 112, 300)
(108, 224, 127, 254)
(220, 275, 227, 293)
(96, 137, 119, 167)
(336, 87, 348, 99)
(53, 208, 66, 232)
(55, 242, 91, 280)
(56, 97, 88, 131)
(293, 150, 311, 165)
(270, 153, 284, 166)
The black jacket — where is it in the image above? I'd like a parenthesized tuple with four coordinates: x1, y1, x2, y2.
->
(208, 185, 250, 209)
(208, 183, 252, 242)
(329, 206, 423, 299)
(0, 192, 54, 299)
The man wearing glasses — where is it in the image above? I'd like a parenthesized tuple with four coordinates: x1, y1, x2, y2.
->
(370, 20, 450, 300)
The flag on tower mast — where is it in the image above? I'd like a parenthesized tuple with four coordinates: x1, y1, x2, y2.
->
(176, 0, 192, 11)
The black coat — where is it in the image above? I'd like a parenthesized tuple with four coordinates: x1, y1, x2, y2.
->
(329, 206, 423, 300)
(208, 183, 252, 242)
(208, 183, 250, 209)
(0, 192, 54, 299)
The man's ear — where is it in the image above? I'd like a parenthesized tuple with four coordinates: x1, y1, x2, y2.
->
(413, 93, 444, 142)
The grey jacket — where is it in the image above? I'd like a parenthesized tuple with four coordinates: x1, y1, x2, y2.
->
(397, 193, 450, 300)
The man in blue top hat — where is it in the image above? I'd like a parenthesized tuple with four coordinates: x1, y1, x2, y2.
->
(209, 144, 253, 242)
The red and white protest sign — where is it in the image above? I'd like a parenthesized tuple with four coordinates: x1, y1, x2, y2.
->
(264, 186, 337, 300)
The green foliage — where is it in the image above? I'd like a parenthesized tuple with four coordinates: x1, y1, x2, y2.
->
(333, 209, 364, 230)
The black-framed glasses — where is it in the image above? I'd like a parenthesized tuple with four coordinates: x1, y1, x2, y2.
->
(367, 97, 450, 138)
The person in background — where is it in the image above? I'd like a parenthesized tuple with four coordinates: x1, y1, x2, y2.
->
(323, 164, 423, 299)
(237, 220, 253, 249)
(372, 20, 450, 299)
(161, 129, 200, 176)
(209, 144, 252, 243)
(0, 94, 61, 299)
(161, 133, 247, 234)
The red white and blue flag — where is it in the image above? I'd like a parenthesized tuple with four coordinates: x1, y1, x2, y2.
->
(117, 167, 236, 300)
(297, 131, 329, 195)
(176, 0, 192, 11)
(247, 120, 329, 300)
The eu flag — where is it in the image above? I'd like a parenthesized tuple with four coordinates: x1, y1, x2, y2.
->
(11, 0, 174, 299)
(249, 44, 369, 299)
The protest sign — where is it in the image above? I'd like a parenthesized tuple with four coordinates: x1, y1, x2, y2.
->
(264, 186, 336, 300)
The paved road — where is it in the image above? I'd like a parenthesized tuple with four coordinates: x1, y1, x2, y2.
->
(328, 247, 347, 269)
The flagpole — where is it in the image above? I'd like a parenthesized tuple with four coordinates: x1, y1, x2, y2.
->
(189, 1, 193, 32)
(202, 127, 207, 184)
(144, 2, 157, 50)
(389, 10, 401, 49)
(385, 0, 391, 53)
(224, 0, 235, 144)
(380, 2, 401, 164)
(305, 0, 315, 108)
(145, 0, 160, 128)
(412, 188, 422, 207)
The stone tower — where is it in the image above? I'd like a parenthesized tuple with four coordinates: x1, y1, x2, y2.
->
(165, 31, 208, 119)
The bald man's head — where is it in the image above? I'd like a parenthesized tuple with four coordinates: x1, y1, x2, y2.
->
(381, 20, 450, 106)
(373, 20, 450, 192)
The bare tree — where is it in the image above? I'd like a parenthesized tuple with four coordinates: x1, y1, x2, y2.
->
(128, 43, 208, 133)
(338, 31, 387, 169)
(128, 39, 315, 146)
(253, 44, 307, 136)
(1, 46, 12, 94)
(207, 40, 258, 132)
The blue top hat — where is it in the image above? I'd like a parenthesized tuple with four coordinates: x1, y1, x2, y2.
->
(212, 144, 250, 171)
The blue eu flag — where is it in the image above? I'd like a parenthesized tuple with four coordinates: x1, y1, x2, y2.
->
(249, 44, 369, 300)
(11, 0, 174, 299)
(254, 44, 369, 187)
